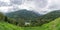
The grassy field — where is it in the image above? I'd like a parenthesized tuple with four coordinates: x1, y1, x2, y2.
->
(0, 21, 23, 30)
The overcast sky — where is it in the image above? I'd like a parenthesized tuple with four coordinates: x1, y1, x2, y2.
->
(0, 0, 60, 14)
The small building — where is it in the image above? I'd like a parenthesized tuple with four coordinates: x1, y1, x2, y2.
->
(25, 22, 30, 25)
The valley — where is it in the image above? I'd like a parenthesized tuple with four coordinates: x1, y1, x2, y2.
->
(0, 10, 60, 30)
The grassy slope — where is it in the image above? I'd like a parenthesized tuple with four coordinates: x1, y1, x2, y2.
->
(40, 17, 60, 30)
(24, 18, 60, 30)
(0, 21, 23, 30)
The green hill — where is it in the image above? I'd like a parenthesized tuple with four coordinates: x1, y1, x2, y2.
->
(39, 17, 60, 30)
(6, 9, 40, 21)
(39, 10, 60, 20)
(24, 17, 60, 30)
(34, 10, 60, 26)
(6, 9, 41, 26)
(0, 21, 23, 30)
(0, 12, 23, 30)
(5, 10, 60, 26)
(28, 10, 60, 26)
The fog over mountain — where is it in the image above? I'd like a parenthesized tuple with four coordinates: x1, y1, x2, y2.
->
(0, 0, 60, 14)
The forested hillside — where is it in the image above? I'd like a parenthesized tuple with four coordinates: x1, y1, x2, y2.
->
(6, 9, 41, 26)
(24, 17, 60, 30)
(34, 10, 60, 26)
(6, 9, 40, 21)
(0, 10, 60, 30)
(39, 17, 60, 30)
(0, 12, 23, 30)
(6, 10, 60, 26)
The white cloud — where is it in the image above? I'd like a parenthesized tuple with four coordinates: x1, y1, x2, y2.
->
(18, 0, 50, 14)
(48, 0, 60, 10)
(0, 0, 60, 14)
(0, 6, 13, 13)
(0, 0, 10, 3)
(18, 0, 60, 14)
(0, 0, 11, 6)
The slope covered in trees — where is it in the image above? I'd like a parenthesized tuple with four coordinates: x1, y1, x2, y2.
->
(0, 12, 23, 30)
(6, 9, 40, 21)
(0, 10, 60, 30)
(39, 17, 60, 30)
(33, 10, 60, 26)
(23, 17, 60, 30)
(6, 9, 41, 26)
(6, 10, 60, 26)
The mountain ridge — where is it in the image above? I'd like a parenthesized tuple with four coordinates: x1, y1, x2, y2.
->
(6, 9, 41, 20)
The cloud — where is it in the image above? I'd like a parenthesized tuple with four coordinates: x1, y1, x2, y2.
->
(0, 0, 60, 14)
(48, 0, 60, 10)
(0, 0, 10, 2)
(0, 0, 11, 6)
(10, 0, 23, 5)
(18, 0, 50, 14)
(0, 6, 13, 13)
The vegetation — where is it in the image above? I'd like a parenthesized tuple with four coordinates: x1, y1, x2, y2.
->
(39, 17, 60, 30)
(0, 10, 60, 30)
(0, 21, 23, 30)
(0, 12, 23, 30)
(5, 10, 60, 26)
(6, 9, 40, 20)
(24, 17, 60, 30)
(31, 10, 60, 26)
(6, 9, 41, 26)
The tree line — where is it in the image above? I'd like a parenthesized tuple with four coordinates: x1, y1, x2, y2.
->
(0, 10, 60, 27)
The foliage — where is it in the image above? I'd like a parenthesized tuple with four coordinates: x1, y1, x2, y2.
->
(1, 10, 60, 27)
(6, 9, 41, 26)
(39, 17, 60, 30)
(0, 21, 23, 30)
(23, 17, 60, 30)
(6, 9, 40, 21)
(0, 12, 5, 21)
(32, 10, 60, 26)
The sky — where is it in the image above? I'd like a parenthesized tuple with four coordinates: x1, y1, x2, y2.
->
(0, 0, 60, 14)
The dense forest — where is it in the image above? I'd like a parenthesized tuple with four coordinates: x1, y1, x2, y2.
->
(0, 10, 59, 27)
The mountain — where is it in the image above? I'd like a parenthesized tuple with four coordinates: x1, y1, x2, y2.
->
(32, 10, 60, 26)
(6, 9, 41, 21)
(40, 10, 60, 21)
(6, 10, 60, 26)
(23, 10, 60, 29)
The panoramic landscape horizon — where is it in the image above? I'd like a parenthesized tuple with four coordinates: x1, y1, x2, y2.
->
(0, 0, 60, 30)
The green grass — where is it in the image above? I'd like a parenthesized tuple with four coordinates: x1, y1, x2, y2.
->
(39, 17, 60, 30)
(0, 21, 23, 30)
(24, 17, 60, 30)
